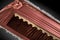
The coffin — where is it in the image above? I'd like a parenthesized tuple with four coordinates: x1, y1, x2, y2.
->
(0, 0, 60, 40)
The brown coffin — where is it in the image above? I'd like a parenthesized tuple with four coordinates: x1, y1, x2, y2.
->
(0, 0, 60, 40)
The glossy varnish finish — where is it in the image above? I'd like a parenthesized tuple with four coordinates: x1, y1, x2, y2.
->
(0, 0, 60, 40)
(14, 2, 60, 38)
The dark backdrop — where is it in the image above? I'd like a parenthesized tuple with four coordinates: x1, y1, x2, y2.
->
(0, 0, 14, 10)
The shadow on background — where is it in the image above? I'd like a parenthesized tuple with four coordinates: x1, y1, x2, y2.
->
(0, 28, 18, 40)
